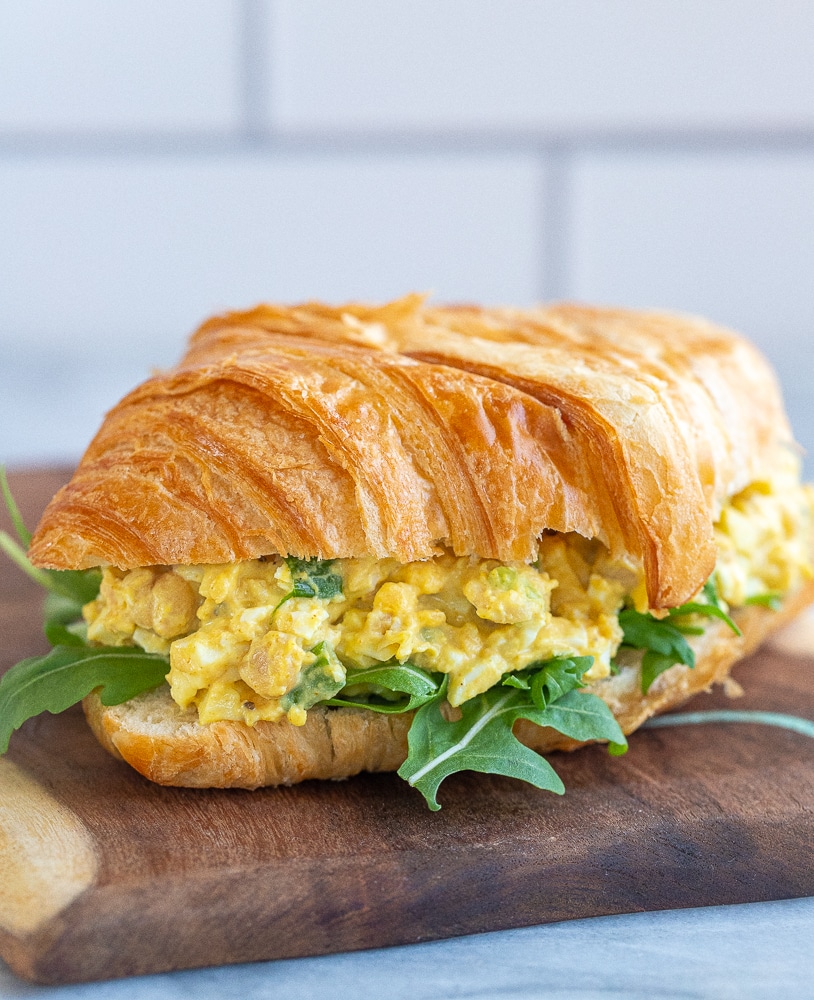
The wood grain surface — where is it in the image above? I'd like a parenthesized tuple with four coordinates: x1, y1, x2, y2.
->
(1, 469, 813, 985)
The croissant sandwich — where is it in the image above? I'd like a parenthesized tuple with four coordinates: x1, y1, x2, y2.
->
(1, 296, 813, 809)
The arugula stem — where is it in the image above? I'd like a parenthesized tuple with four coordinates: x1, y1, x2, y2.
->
(0, 531, 53, 589)
(0, 466, 31, 547)
(641, 709, 814, 739)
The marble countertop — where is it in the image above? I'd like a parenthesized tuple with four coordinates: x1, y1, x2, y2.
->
(2, 897, 813, 1000)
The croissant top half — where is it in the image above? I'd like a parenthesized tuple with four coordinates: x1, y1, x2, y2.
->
(28, 296, 794, 608)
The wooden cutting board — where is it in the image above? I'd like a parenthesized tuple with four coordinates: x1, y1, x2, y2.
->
(1, 469, 813, 985)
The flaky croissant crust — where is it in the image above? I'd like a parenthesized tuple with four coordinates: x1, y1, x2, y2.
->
(29, 296, 794, 608)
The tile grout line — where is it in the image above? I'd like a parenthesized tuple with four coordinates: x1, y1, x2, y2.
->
(539, 147, 572, 303)
(2, 130, 814, 158)
(239, 0, 270, 142)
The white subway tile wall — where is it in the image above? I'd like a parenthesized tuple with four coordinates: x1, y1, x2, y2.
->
(269, 1, 814, 132)
(0, 0, 243, 132)
(0, 155, 542, 352)
(1, 0, 812, 475)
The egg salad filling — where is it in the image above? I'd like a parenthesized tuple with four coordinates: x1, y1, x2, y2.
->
(82, 476, 814, 730)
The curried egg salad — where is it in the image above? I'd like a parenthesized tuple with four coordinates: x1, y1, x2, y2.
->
(83, 476, 814, 730)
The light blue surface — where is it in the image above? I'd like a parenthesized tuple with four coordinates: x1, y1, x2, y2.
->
(2, 897, 812, 1000)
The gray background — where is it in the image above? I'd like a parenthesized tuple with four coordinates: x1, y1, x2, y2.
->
(1, 1, 813, 473)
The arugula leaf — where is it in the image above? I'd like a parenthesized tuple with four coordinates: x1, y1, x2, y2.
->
(501, 674, 530, 690)
(0, 645, 169, 753)
(509, 658, 626, 750)
(40, 580, 91, 646)
(43, 619, 87, 648)
(529, 655, 593, 709)
(619, 608, 696, 694)
(693, 577, 742, 633)
(286, 557, 343, 599)
(523, 689, 628, 747)
(0, 474, 160, 754)
(398, 681, 566, 810)
(44, 590, 82, 625)
(619, 609, 696, 664)
(0, 469, 102, 645)
(328, 662, 441, 713)
(502, 656, 593, 701)
(744, 592, 782, 611)
(43, 566, 103, 605)
(280, 642, 346, 712)
(702, 577, 723, 609)
(668, 601, 741, 636)
(0, 522, 101, 609)
(398, 659, 627, 810)
(640, 650, 681, 694)
(276, 557, 344, 610)
(0, 529, 53, 589)
(668, 623, 706, 636)
(620, 575, 744, 694)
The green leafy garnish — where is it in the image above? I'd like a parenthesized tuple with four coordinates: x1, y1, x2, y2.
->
(639, 651, 684, 693)
(666, 577, 741, 635)
(398, 680, 566, 810)
(0, 528, 52, 590)
(0, 466, 31, 547)
(501, 674, 530, 690)
(1, 467, 99, 619)
(276, 557, 344, 610)
(668, 600, 741, 637)
(286, 557, 344, 599)
(531, 691, 629, 750)
(0, 471, 165, 752)
(398, 658, 627, 810)
(619, 578, 743, 695)
(529, 655, 593, 708)
(619, 609, 696, 694)
(0, 486, 101, 615)
(43, 567, 103, 606)
(43, 618, 87, 648)
(702, 578, 723, 609)
(328, 662, 441, 713)
(0, 487, 101, 640)
(744, 592, 783, 611)
(280, 642, 346, 712)
(619, 609, 696, 663)
(0, 645, 168, 753)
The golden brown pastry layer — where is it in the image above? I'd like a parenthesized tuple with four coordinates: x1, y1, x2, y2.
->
(29, 297, 794, 608)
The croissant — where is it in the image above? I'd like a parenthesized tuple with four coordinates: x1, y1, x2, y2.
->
(20, 297, 814, 803)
